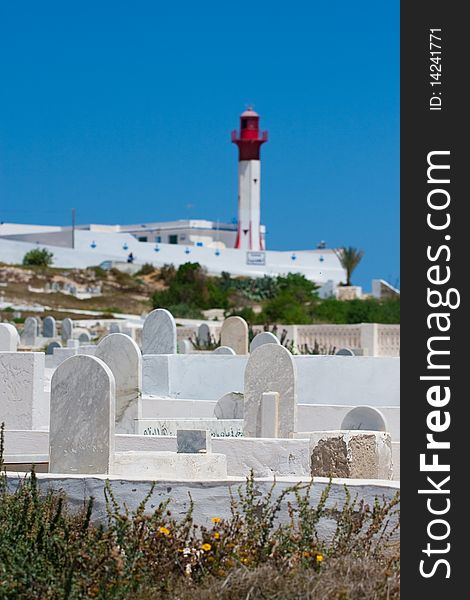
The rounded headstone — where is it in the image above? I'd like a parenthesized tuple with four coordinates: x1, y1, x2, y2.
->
(110, 323, 122, 334)
(78, 332, 91, 343)
(214, 392, 244, 419)
(142, 308, 177, 355)
(335, 347, 355, 356)
(213, 346, 236, 355)
(21, 317, 38, 345)
(61, 318, 73, 343)
(250, 331, 280, 353)
(198, 323, 211, 344)
(179, 339, 193, 354)
(43, 316, 56, 338)
(96, 333, 142, 434)
(46, 340, 62, 355)
(220, 316, 249, 355)
(341, 406, 387, 432)
(244, 344, 297, 438)
(49, 355, 115, 475)
(0, 323, 20, 351)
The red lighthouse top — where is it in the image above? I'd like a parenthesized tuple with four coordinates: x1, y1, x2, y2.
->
(231, 107, 268, 160)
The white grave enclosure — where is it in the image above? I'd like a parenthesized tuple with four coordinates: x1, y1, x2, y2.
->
(0, 351, 48, 430)
(1, 305, 400, 517)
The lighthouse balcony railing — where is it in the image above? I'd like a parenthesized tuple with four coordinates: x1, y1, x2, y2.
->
(231, 130, 269, 142)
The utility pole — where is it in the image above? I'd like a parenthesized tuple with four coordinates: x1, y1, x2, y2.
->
(71, 208, 76, 249)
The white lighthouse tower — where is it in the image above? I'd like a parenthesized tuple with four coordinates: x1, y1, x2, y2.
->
(231, 108, 268, 250)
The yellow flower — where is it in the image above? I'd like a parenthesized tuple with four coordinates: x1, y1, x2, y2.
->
(159, 526, 170, 536)
(213, 532, 220, 539)
(315, 553, 324, 562)
(201, 543, 212, 552)
(211, 517, 221, 523)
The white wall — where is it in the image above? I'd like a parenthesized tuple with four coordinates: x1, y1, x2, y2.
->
(142, 354, 400, 407)
(4, 472, 400, 528)
(0, 229, 345, 283)
(294, 356, 400, 407)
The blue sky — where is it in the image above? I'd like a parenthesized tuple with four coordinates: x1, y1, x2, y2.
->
(0, 1, 399, 289)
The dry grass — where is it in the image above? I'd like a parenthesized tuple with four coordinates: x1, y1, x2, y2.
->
(163, 556, 400, 600)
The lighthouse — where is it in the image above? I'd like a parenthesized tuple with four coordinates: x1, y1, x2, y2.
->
(231, 108, 268, 250)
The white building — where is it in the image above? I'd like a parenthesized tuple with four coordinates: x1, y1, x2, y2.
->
(0, 109, 347, 285)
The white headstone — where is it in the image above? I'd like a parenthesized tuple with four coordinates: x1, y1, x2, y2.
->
(244, 344, 297, 438)
(179, 339, 193, 354)
(0, 323, 20, 351)
(341, 406, 387, 432)
(142, 308, 177, 355)
(214, 391, 244, 419)
(21, 317, 38, 346)
(43, 316, 56, 338)
(250, 331, 280, 353)
(260, 392, 279, 438)
(220, 316, 249, 355)
(49, 355, 115, 474)
(61, 318, 73, 343)
(95, 333, 142, 434)
(213, 345, 236, 355)
(110, 323, 122, 334)
(67, 339, 79, 349)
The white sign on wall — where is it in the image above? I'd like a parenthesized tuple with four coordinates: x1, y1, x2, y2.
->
(246, 251, 266, 266)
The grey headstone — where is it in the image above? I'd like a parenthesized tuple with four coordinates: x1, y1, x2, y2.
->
(335, 347, 355, 356)
(21, 317, 38, 346)
(61, 318, 73, 343)
(214, 392, 244, 419)
(250, 331, 280, 353)
(244, 344, 297, 438)
(198, 323, 211, 344)
(142, 308, 177, 355)
(46, 341, 62, 355)
(177, 429, 211, 454)
(220, 316, 249, 355)
(67, 339, 79, 349)
(341, 406, 387, 432)
(213, 345, 236, 355)
(95, 333, 142, 434)
(78, 332, 91, 343)
(49, 355, 115, 474)
(0, 323, 20, 351)
(43, 316, 56, 338)
(110, 323, 122, 334)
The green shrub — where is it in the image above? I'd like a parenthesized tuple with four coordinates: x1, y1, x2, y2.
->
(314, 297, 400, 324)
(135, 263, 155, 276)
(149, 264, 399, 326)
(90, 266, 107, 278)
(22, 248, 54, 267)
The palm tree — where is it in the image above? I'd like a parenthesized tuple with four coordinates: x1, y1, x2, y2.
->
(335, 246, 364, 286)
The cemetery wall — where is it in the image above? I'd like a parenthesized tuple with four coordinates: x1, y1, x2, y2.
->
(4, 471, 400, 530)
